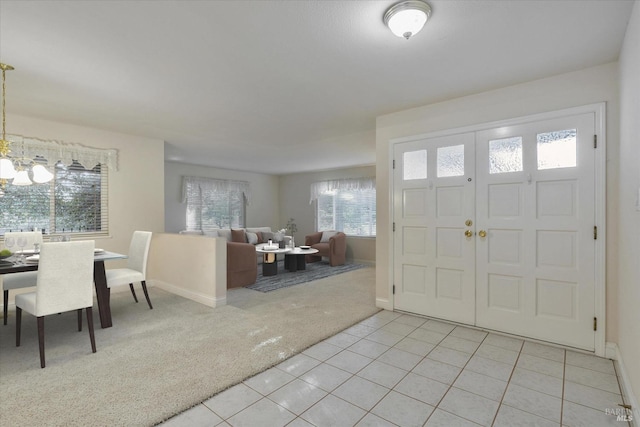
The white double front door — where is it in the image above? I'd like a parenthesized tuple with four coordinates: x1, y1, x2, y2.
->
(393, 110, 599, 351)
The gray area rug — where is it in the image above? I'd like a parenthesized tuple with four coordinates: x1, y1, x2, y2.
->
(0, 266, 378, 426)
(247, 260, 367, 292)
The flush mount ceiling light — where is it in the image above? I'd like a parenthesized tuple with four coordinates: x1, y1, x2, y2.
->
(383, 0, 432, 40)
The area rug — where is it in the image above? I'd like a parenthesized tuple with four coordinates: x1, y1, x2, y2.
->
(0, 266, 378, 426)
(247, 260, 367, 292)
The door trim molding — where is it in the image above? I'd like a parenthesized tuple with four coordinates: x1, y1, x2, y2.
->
(388, 102, 607, 356)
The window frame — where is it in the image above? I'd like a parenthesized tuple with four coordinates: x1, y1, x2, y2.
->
(0, 162, 109, 238)
(313, 179, 376, 238)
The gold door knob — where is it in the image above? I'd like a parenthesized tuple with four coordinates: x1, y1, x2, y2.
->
(478, 230, 487, 238)
(465, 219, 473, 226)
(464, 230, 473, 237)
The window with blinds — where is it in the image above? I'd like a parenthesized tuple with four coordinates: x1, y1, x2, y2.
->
(316, 187, 376, 237)
(0, 161, 108, 236)
(183, 177, 247, 231)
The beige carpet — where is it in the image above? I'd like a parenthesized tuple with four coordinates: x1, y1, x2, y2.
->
(0, 266, 378, 426)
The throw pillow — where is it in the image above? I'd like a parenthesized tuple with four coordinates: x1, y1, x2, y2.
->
(261, 231, 274, 242)
(231, 228, 246, 243)
(255, 231, 263, 243)
(320, 231, 338, 243)
(246, 231, 258, 245)
(217, 229, 232, 242)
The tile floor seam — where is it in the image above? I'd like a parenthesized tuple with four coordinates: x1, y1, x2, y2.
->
(488, 335, 525, 427)
(421, 326, 491, 426)
(558, 348, 567, 426)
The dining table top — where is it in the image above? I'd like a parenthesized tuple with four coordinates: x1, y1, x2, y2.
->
(0, 250, 127, 274)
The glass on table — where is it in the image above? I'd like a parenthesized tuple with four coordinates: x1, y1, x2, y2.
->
(16, 236, 28, 264)
(3, 236, 15, 261)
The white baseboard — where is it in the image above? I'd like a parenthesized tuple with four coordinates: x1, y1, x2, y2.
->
(151, 280, 226, 308)
(606, 342, 639, 426)
(376, 297, 392, 311)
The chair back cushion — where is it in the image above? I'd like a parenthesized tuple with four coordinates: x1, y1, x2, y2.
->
(36, 240, 95, 316)
(320, 231, 338, 243)
(4, 231, 43, 249)
(127, 231, 153, 277)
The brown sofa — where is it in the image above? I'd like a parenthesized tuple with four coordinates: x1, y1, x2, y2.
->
(226, 241, 257, 288)
(305, 231, 347, 266)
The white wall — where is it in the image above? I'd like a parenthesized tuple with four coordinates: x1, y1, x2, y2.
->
(6, 114, 165, 260)
(375, 63, 620, 343)
(279, 165, 376, 263)
(617, 0, 640, 409)
(164, 161, 280, 232)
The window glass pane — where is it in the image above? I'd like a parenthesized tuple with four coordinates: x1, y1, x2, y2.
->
(437, 145, 464, 177)
(489, 137, 523, 174)
(0, 183, 50, 233)
(403, 149, 427, 180)
(317, 188, 376, 237)
(55, 163, 103, 232)
(185, 181, 246, 231)
(537, 129, 577, 170)
(0, 161, 107, 236)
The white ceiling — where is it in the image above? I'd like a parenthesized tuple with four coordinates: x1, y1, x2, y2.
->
(0, 0, 634, 174)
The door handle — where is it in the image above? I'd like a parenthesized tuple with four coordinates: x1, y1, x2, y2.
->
(464, 230, 473, 237)
(478, 230, 487, 238)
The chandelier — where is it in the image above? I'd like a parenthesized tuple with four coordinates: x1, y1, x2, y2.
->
(0, 63, 53, 197)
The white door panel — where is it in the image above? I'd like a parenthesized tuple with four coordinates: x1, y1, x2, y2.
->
(393, 134, 476, 324)
(393, 111, 598, 351)
(475, 112, 596, 350)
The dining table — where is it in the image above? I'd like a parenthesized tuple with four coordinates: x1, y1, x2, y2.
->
(0, 250, 126, 329)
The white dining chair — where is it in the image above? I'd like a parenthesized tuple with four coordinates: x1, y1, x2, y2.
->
(2, 231, 44, 325)
(106, 231, 153, 309)
(15, 240, 96, 368)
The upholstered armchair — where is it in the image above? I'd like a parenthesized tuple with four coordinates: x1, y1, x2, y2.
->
(305, 231, 347, 267)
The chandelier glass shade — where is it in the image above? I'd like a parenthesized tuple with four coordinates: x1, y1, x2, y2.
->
(0, 62, 54, 194)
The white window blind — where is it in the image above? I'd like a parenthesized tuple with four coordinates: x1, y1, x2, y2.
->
(182, 176, 250, 231)
(311, 177, 376, 237)
(0, 136, 115, 237)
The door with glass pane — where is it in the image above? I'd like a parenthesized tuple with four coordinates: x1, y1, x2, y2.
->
(393, 133, 476, 323)
(392, 112, 598, 350)
(475, 113, 596, 350)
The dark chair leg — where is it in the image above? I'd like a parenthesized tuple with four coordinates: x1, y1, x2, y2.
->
(16, 306, 21, 346)
(86, 307, 96, 353)
(37, 316, 45, 368)
(129, 283, 139, 303)
(141, 280, 153, 309)
(77, 309, 83, 331)
(3, 290, 8, 325)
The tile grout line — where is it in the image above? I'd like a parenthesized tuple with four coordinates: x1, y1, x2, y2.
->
(489, 338, 526, 427)
(560, 348, 566, 427)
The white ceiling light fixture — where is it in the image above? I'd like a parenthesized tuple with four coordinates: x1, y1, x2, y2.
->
(383, 0, 432, 40)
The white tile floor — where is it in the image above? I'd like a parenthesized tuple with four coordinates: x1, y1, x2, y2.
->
(162, 310, 630, 427)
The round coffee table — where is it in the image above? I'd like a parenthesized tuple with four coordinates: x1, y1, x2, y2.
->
(284, 247, 320, 272)
(255, 245, 291, 276)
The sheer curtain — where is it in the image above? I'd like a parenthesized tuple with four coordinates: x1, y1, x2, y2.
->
(182, 176, 251, 231)
(310, 177, 376, 237)
(309, 177, 375, 204)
